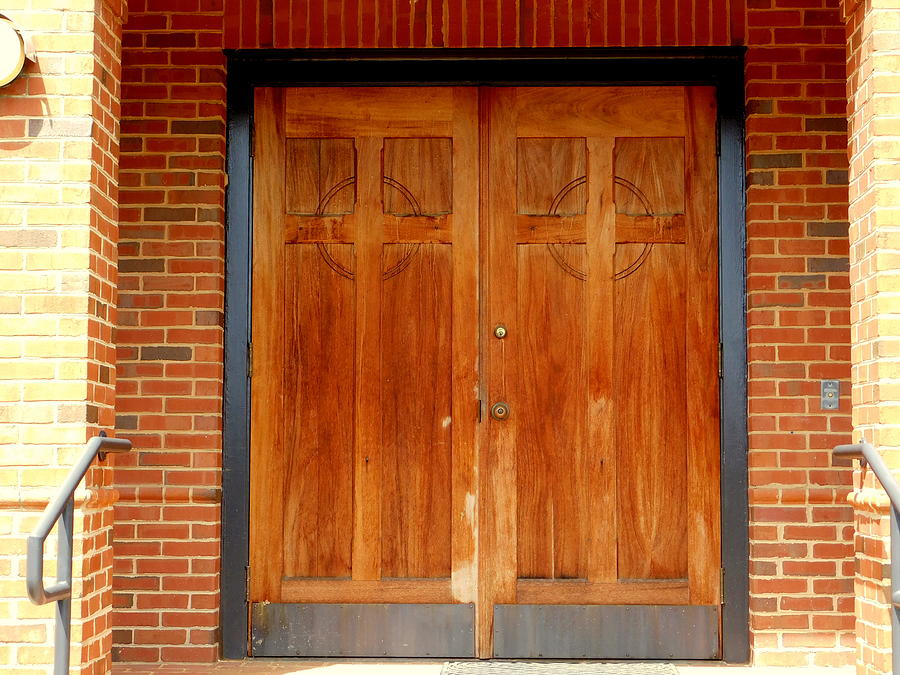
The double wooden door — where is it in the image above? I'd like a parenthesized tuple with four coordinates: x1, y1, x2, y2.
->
(249, 86, 720, 659)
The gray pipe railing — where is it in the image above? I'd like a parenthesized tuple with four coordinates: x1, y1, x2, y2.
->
(833, 440, 900, 675)
(26, 431, 131, 675)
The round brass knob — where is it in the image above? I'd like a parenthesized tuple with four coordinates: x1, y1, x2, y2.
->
(494, 325, 508, 339)
(490, 402, 510, 421)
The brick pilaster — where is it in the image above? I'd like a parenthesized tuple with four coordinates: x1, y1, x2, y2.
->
(843, 0, 900, 673)
(0, 0, 124, 672)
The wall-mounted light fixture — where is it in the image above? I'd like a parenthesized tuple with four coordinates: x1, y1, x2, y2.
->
(0, 14, 34, 88)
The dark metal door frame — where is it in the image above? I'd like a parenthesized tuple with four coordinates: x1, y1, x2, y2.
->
(222, 47, 749, 662)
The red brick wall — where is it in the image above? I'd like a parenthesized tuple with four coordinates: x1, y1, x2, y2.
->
(114, 0, 853, 665)
(223, 0, 747, 48)
(113, 0, 226, 663)
(744, 0, 855, 664)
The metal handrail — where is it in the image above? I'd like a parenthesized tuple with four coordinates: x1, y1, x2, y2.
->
(26, 431, 131, 675)
(833, 440, 900, 674)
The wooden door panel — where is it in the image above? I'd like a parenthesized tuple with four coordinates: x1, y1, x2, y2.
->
(516, 243, 589, 580)
(381, 243, 453, 579)
(283, 243, 355, 579)
(614, 242, 688, 581)
(483, 86, 720, 655)
(252, 87, 479, 610)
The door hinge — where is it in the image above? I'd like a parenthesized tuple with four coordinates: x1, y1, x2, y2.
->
(718, 342, 724, 379)
(247, 343, 253, 378)
(245, 565, 251, 602)
(721, 567, 726, 604)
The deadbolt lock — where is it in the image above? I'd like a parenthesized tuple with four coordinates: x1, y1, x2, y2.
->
(490, 402, 510, 421)
(494, 324, 508, 339)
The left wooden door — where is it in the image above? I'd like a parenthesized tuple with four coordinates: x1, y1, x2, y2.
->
(249, 88, 480, 656)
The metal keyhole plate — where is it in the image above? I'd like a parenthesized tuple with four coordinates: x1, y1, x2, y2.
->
(491, 402, 510, 421)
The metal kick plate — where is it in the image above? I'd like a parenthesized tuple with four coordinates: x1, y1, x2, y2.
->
(251, 602, 475, 657)
(493, 605, 720, 659)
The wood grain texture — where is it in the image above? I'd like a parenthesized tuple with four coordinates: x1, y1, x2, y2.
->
(516, 580, 689, 605)
(282, 244, 355, 579)
(685, 86, 721, 605)
(516, 243, 588, 580)
(479, 86, 519, 658)
(448, 87, 480, 607)
(351, 135, 384, 581)
(614, 243, 688, 581)
(249, 87, 286, 601)
(515, 88, 686, 139)
(517, 138, 586, 215)
(285, 88, 455, 137)
(383, 138, 452, 216)
(285, 138, 355, 215)
(280, 578, 454, 604)
(585, 137, 617, 584)
(381, 243, 453, 579)
(614, 138, 686, 216)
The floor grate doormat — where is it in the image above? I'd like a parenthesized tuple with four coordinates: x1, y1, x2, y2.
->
(441, 663, 679, 675)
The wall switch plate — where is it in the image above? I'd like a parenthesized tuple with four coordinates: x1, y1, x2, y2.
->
(821, 380, 840, 410)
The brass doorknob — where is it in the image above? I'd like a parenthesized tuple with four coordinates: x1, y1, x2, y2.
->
(490, 402, 510, 421)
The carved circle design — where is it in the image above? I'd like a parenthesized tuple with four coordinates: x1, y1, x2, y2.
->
(546, 175, 655, 281)
(313, 176, 423, 280)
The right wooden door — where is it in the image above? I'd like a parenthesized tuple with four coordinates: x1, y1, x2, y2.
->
(480, 86, 721, 658)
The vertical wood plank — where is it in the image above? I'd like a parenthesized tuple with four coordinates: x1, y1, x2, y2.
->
(249, 88, 285, 601)
(586, 137, 617, 583)
(685, 86, 721, 604)
(283, 244, 355, 578)
(614, 243, 689, 580)
(516, 244, 588, 579)
(352, 136, 385, 581)
(480, 86, 518, 658)
(381, 244, 453, 579)
(450, 87, 480, 605)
